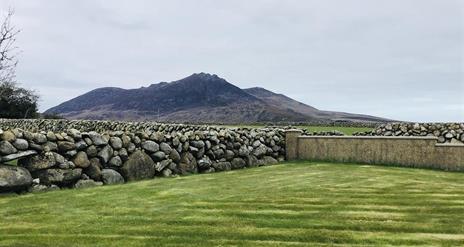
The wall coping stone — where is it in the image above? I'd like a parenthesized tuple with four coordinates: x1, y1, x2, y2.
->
(285, 129, 303, 133)
(298, 136, 439, 140)
(435, 143, 464, 147)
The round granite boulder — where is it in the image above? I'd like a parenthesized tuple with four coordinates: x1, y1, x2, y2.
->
(0, 165, 33, 192)
(120, 150, 155, 181)
(0, 141, 17, 155)
(101, 169, 124, 185)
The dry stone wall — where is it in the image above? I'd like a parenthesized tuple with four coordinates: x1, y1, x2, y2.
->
(0, 119, 230, 133)
(354, 122, 464, 144)
(0, 120, 285, 193)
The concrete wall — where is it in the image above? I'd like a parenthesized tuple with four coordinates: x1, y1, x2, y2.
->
(286, 131, 464, 171)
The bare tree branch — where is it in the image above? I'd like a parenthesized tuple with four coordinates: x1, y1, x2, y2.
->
(0, 9, 39, 119)
(0, 9, 20, 84)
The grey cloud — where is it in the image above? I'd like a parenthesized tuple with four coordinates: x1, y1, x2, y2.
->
(0, 0, 462, 121)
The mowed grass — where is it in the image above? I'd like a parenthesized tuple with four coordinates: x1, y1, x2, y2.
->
(225, 125, 373, 135)
(0, 162, 463, 246)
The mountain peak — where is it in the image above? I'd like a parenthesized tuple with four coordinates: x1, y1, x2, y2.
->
(148, 73, 226, 89)
(188, 72, 222, 81)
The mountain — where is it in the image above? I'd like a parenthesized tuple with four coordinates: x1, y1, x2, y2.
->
(243, 87, 389, 123)
(45, 73, 389, 123)
(243, 87, 320, 116)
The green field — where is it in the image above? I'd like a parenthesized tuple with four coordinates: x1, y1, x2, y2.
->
(299, 126, 372, 135)
(1, 162, 463, 246)
(225, 125, 373, 135)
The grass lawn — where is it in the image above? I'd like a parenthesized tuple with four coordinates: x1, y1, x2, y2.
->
(0, 162, 463, 246)
(224, 125, 372, 135)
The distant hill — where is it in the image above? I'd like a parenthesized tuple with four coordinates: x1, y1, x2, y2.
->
(45, 73, 390, 123)
(243, 87, 389, 123)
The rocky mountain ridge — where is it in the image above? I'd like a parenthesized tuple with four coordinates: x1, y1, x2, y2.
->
(45, 73, 389, 123)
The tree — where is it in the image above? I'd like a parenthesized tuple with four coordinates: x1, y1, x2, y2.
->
(0, 81, 39, 118)
(0, 9, 39, 119)
(0, 9, 18, 86)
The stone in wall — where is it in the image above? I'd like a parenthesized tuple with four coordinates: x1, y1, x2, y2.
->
(121, 150, 156, 181)
(0, 165, 32, 192)
(73, 179, 103, 189)
(101, 169, 124, 185)
(19, 152, 57, 171)
(33, 168, 82, 186)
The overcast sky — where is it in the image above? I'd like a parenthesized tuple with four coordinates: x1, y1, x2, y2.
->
(0, 0, 463, 122)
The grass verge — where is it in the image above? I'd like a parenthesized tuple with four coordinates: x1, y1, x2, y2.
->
(0, 162, 463, 246)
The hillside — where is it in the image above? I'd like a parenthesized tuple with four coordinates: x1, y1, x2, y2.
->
(45, 73, 389, 123)
(244, 87, 389, 123)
